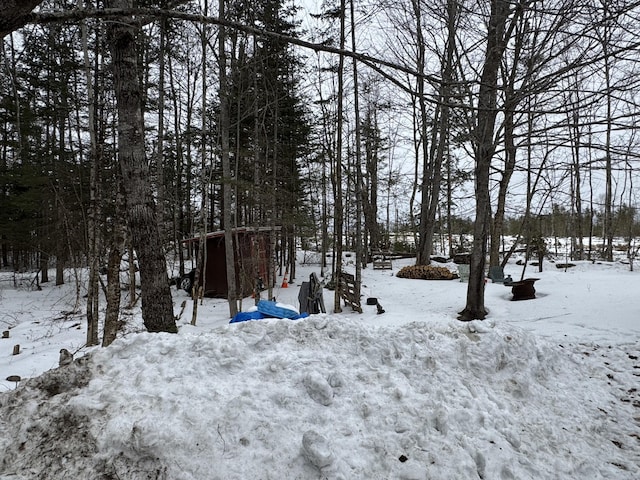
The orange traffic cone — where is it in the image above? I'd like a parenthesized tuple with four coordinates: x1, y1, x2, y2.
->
(281, 269, 289, 288)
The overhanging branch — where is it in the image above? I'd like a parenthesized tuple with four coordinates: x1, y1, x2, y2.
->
(31, 7, 443, 87)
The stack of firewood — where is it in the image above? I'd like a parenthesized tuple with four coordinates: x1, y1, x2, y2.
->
(396, 265, 457, 280)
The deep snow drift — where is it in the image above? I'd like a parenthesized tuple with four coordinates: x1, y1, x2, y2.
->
(0, 256, 639, 479)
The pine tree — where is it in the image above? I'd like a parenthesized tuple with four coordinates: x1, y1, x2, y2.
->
(223, 0, 311, 275)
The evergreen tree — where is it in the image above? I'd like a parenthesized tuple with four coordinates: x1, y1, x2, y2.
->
(1, 12, 89, 275)
(225, 0, 311, 229)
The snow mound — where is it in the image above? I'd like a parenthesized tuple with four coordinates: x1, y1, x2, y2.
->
(0, 317, 638, 479)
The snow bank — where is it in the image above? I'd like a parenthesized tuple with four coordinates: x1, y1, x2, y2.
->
(1, 316, 637, 479)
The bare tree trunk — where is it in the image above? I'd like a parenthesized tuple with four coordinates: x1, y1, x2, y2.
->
(421, 0, 456, 265)
(493, 173, 515, 269)
(103, 239, 124, 346)
(587, 136, 595, 260)
(55, 254, 64, 285)
(362, 107, 380, 255)
(168, 52, 187, 277)
(82, 7, 100, 346)
(313, 57, 332, 277)
(572, 124, 584, 260)
(191, 1, 210, 325)
(39, 252, 49, 283)
(106, 0, 176, 333)
(460, 0, 522, 321)
(103, 185, 125, 347)
(333, 0, 346, 313)
(409, 97, 420, 253)
(412, 0, 430, 266)
(624, 158, 635, 270)
(126, 236, 137, 306)
(567, 76, 584, 260)
(350, 0, 363, 292)
(491, 96, 516, 268)
(219, 0, 238, 318)
(601, 7, 614, 262)
(490, 19, 527, 268)
(156, 17, 167, 242)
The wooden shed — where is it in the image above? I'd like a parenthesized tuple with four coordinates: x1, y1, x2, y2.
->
(183, 226, 280, 298)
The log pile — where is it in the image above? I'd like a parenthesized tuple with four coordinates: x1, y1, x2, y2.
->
(396, 265, 457, 280)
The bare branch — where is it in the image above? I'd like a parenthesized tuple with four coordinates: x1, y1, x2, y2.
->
(0, 0, 43, 38)
(30, 7, 443, 85)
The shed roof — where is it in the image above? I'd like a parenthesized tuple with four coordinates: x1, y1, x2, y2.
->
(182, 226, 281, 243)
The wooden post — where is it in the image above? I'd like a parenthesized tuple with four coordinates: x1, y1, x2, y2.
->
(12, 345, 20, 355)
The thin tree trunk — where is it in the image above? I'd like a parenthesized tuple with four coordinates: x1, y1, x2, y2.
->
(602, 11, 614, 262)
(311, 55, 331, 277)
(333, 0, 346, 313)
(422, 0, 456, 265)
(82, 6, 100, 346)
(491, 101, 516, 268)
(39, 252, 49, 283)
(55, 254, 64, 285)
(219, 0, 238, 318)
(409, 97, 420, 253)
(363, 108, 380, 256)
(103, 184, 125, 347)
(567, 81, 584, 260)
(490, 21, 526, 268)
(460, 0, 522, 321)
(103, 237, 123, 346)
(191, 1, 210, 325)
(350, 0, 363, 291)
(412, 0, 430, 266)
(156, 17, 167, 242)
(127, 236, 137, 306)
(168, 52, 186, 277)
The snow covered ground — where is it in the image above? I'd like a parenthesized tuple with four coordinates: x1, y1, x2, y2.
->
(0, 255, 639, 479)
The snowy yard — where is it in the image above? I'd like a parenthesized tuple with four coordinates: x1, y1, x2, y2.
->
(0, 256, 638, 479)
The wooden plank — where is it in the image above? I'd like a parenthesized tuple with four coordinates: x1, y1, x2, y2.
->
(372, 251, 393, 270)
(373, 259, 392, 270)
(338, 271, 362, 313)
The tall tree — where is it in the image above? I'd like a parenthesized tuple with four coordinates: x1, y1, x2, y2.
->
(350, 0, 363, 293)
(333, 0, 346, 313)
(418, 0, 457, 265)
(360, 99, 385, 253)
(219, 0, 238, 317)
(565, 70, 586, 261)
(82, 9, 102, 346)
(410, 0, 431, 266)
(105, 0, 176, 333)
(459, 0, 525, 321)
(597, 0, 615, 262)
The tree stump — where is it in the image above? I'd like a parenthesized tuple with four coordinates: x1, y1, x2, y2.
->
(511, 278, 539, 301)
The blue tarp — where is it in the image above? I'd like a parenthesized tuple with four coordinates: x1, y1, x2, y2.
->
(229, 300, 309, 324)
(229, 311, 266, 323)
